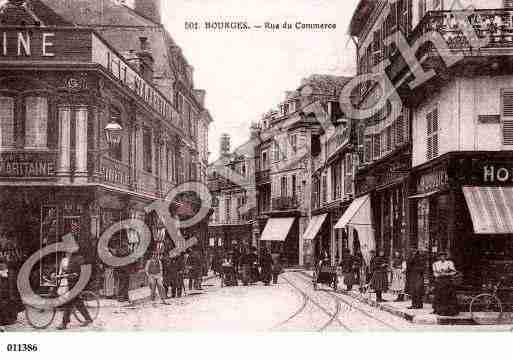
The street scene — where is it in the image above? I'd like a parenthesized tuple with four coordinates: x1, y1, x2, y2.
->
(2, 0, 513, 336)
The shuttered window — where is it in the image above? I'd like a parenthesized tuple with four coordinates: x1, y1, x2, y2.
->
(0, 97, 14, 148)
(502, 90, 513, 145)
(426, 107, 439, 160)
(505, 0, 513, 9)
(373, 134, 381, 159)
(364, 136, 372, 163)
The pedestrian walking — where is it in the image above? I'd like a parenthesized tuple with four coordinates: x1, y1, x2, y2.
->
(260, 248, 273, 286)
(340, 249, 356, 292)
(57, 250, 93, 330)
(370, 250, 388, 302)
(162, 253, 173, 298)
(271, 252, 282, 284)
(116, 245, 131, 303)
(390, 251, 407, 301)
(186, 248, 202, 290)
(406, 250, 426, 309)
(144, 256, 168, 305)
(432, 252, 459, 316)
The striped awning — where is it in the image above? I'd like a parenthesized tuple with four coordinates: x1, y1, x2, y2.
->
(463, 187, 513, 234)
(260, 217, 295, 242)
(303, 214, 328, 241)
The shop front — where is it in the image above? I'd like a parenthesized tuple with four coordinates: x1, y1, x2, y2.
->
(410, 152, 513, 288)
(355, 152, 410, 262)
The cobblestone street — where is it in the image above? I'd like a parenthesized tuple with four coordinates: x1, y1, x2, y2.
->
(4, 271, 513, 332)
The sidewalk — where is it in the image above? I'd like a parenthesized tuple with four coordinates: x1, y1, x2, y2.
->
(299, 270, 512, 325)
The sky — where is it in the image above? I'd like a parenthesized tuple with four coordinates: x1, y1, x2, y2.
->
(161, 0, 361, 160)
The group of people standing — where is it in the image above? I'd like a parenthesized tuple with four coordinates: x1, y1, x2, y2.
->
(144, 247, 206, 305)
(335, 249, 461, 316)
(211, 246, 283, 287)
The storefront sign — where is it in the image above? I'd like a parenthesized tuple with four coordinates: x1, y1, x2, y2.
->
(483, 165, 513, 184)
(0, 152, 56, 177)
(0, 28, 91, 62)
(417, 168, 448, 194)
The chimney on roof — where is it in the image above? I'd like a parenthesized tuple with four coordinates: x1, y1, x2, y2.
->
(136, 36, 154, 83)
(134, 0, 161, 24)
(220, 134, 231, 158)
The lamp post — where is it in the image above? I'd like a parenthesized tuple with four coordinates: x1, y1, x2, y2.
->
(104, 120, 123, 147)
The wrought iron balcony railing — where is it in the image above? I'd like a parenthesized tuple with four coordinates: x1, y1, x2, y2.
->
(413, 9, 513, 53)
(272, 196, 299, 211)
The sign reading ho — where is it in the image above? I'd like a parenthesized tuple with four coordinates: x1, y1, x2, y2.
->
(484, 165, 513, 184)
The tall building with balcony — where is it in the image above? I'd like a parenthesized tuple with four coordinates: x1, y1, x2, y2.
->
(0, 0, 212, 293)
(255, 75, 350, 266)
(349, 0, 513, 285)
(208, 134, 256, 250)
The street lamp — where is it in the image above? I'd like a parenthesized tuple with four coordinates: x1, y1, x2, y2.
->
(104, 120, 123, 147)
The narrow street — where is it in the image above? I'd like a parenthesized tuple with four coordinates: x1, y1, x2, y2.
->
(5, 271, 513, 332)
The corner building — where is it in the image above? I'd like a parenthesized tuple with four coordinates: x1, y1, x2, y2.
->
(0, 0, 212, 294)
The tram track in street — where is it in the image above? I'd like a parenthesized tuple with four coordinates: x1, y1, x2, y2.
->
(279, 275, 350, 332)
(291, 271, 400, 331)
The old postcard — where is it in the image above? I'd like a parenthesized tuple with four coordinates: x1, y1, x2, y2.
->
(0, 1, 513, 355)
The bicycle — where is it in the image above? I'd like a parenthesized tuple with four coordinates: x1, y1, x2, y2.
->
(24, 274, 100, 330)
(469, 277, 509, 325)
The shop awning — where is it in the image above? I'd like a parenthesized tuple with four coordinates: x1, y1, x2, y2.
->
(260, 217, 295, 242)
(409, 190, 440, 199)
(334, 195, 373, 229)
(303, 214, 328, 241)
(463, 187, 513, 234)
(334, 194, 375, 265)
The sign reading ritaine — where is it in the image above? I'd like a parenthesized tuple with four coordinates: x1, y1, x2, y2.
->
(0, 153, 56, 177)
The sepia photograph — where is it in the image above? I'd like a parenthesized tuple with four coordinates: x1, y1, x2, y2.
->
(0, 0, 513, 356)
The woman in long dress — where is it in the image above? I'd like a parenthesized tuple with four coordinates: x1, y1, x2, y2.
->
(432, 252, 459, 316)
(390, 251, 406, 301)
(370, 250, 389, 302)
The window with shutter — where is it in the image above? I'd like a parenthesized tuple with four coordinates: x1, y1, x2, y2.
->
(373, 134, 381, 159)
(426, 107, 439, 160)
(0, 97, 14, 148)
(364, 136, 372, 163)
(386, 126, 392, 151)
(505, 0, 513, 9)
(502, 90, 513, 146)
(432, 107, 439, 157)
(396, 114, 404, 144)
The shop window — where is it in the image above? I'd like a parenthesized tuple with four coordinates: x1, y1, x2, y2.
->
(25, 97, 48, 149)
(502, 90, 513, 145)
(109, 106, 122, 161)
(143, 126, 153, 173)
(426, 106, 439, 160)
(0, 97, 14, 148)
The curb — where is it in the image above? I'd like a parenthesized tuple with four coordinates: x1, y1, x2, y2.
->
(297, 270, 475, 326)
